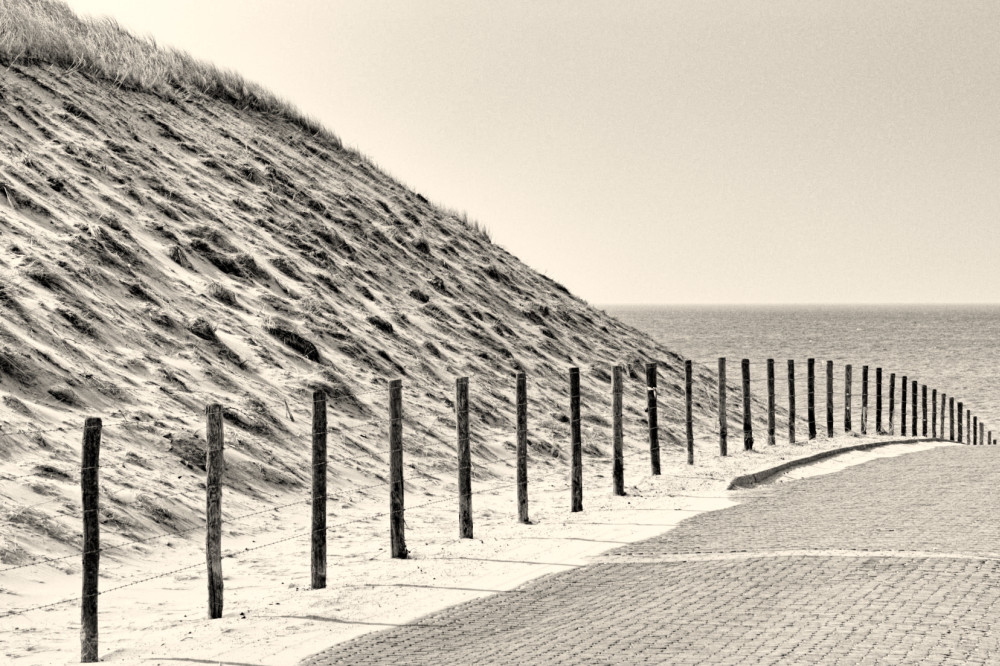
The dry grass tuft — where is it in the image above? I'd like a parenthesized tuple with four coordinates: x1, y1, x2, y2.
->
(0, 346, 34, 384)
(412, 235, 431, 255)
(0, 0, 341, 148)
(22, 260, 62, 290)
(367, 315, 394, 335)
(207, 281, 237, 307)
(56, 306, 99, 337)
(263, 315, 319, 362)
(2, 394, 32, 415)
(167, 244, 193, 269)
(269, 256, 300, 280)
(234, 252, 268, 279)
(46, 385, 77, 405)
(187, 316, 217, 341)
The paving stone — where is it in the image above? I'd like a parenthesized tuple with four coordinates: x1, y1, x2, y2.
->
(302, 446, 999, 665)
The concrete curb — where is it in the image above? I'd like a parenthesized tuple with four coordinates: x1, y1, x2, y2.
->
(727, 437, 942, 490)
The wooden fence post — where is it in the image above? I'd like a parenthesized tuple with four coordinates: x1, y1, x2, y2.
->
(787, 360, 796, 444)
(911, 380, 917, 437)
(807, 358, 816, 439)
(958, 402, 963, 443)
(205, 404, 224, 620)
(457, 377, 473, 537)
(950, 397, 955, 441)
(921, 385, 927, 437)
(861, 366, 868, 435)
(570, 367, 583, 512)
(81, 417, 102, 663)
(932, 389, 937, 438)
(516, 372, 529, 523)
(844, 364, 852, 432)
(875, 367, 882, 434)
(767, 359, 775, 445)
(826, 361, 834, 437)
(741, 359, 753, 450)
(646, 363, 660, 475)
(981, 421, 985, 446)
(684, 360, 694, 464)
(974, 415, 978, 445)
(311, 391, 327, 590)
(967, 409, 971, 445)
(612, 366, 624, 495)
(389, 380, 407, 558)
(718, 358, 727, 457)
(942, 392, 947, 440)
(901, 377, 908, 436)
(888, 373, 896, 435)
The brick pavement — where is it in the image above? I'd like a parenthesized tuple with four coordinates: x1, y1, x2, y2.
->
(302, 446, 999, 665)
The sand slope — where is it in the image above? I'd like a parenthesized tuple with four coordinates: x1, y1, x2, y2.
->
(0, 55, 780, 624)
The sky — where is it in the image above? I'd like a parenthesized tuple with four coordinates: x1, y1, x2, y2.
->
(63, 1, 1000, 305)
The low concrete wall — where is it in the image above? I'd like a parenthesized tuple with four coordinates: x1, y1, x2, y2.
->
(727, 438, 937, 490)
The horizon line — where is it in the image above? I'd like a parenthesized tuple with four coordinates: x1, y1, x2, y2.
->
(598, 302, 1000, 308)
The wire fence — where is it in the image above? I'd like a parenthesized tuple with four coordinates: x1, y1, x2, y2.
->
(0, 356, 989, 662)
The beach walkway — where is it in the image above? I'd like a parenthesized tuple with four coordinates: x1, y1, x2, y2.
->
(302, 445, 999, 665)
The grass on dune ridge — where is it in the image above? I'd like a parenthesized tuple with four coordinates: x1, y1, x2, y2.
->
(0, 0, 341, 147)
(0, 0, 502, 244)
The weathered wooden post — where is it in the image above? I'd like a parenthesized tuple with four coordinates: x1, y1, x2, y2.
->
(958, 401, 963, 443)
(389, 380, 407, 558)
(974, 415, 978, 445)
(516, 372, 529, 522)
(950, 397, 955, 441)
(979, 419, 984, 446)
(844, 364, 852, 432)
(941, 392, 948, 439)
(311, 391, 327, 590)
(646, 363, 660, 474)
(861, 366, 868, 435)
(570, 367, 583, 512)
(826, 360, 834, 437)
(875, 367, 883, 434)
(686, 360, 694, 464)
(921, 385, 927, 437)
(911, 380, 917, 437)
(807, 358, 816, 439)
(889, 372, 896, 435)
(967, 409, 971, 445)
(457, 377, 473, 537)
(932, 389, 937, 438)
(787, 360, 796, 444)
(612, 366, 624, 495)
(718, 358, 727, 457)
(901, 376, 908, 436)
(766, 359, 775, 445)
(206, 404, 224, 620)
(81, 417, 102, 663)
(742, 359, 753, 450)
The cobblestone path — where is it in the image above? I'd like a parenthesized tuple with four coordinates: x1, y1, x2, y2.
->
(303, 446, 999, 665)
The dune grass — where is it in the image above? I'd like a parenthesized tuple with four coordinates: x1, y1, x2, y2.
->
(0, 0, 341, 147)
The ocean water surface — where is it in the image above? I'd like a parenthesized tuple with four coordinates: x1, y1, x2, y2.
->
(604, 305, 1000, 435)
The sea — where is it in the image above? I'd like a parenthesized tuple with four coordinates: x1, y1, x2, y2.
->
(604, 305, 1000, 436)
